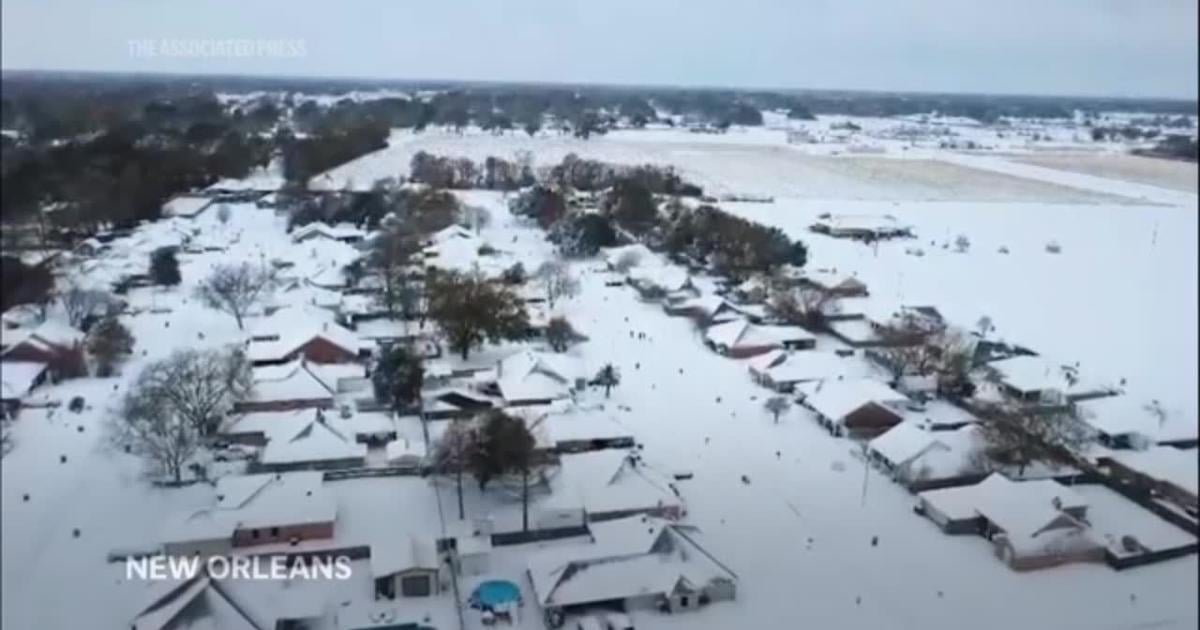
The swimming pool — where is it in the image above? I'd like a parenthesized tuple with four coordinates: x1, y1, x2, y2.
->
(470, 580, 522, 609)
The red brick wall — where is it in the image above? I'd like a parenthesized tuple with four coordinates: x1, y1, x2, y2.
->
(293, 336, 358, 364)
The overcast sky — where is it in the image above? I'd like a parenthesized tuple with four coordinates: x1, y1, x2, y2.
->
(2, 0, 1196, 99)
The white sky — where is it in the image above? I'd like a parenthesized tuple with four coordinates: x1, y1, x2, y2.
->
(2, 0, 1197, 99)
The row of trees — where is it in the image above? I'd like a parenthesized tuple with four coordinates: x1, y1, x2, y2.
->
(660, 203, 808, 278)
(280, 119, 390, 183)
(408, 152, 536, 190)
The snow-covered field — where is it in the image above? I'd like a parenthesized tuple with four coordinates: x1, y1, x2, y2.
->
(2, 121, 1197, 630)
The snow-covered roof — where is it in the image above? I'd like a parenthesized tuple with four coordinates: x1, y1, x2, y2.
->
(370, 536, 438, 577)
(826, 318, 882, 344)
(603, 244, 655, 269)
(1, 319, 85, 351)
(747, 350, 870, 385)
(704, 318, 814, 350)
(163, 472, 336, 544)
(162, 195, 213, 218)
(246, 312, 364, 363)
(531, 408, 636, 446)
(1108, 447, 1198, 496)
(291, 221, 366, 243)
(0, 361, 46, 400)
(988, 355, 1117, 399)
(801, 268, 867, 292)
(920, 473, 1089, 540)
(543, 450, 680, 516)
(385, 438, 425, 467)
(495, 350, 584, 403)
(248, 361, 336, 404)
(796, 378, 908, 423)
(1075, 395, 1197, 445)
(526, 515, 734, 609)
(259, 416, 367, 466)
(813, 214, 911, 234)
(869, 422, 948, 468)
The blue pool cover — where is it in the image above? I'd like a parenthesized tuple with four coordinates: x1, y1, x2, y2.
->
(470, 580, 522, 608)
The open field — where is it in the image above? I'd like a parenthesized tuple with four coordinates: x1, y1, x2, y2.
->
(315, 129, 1141, 204)
(1012, 152, 1198, 193)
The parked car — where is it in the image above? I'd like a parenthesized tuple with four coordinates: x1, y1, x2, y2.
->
(601, 612, 635, 630)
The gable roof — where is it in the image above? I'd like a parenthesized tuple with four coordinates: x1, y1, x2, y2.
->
(919, 473, 1089, 540)
(370, 536, 438, 577)
(248, 361, 336, 404)
(704, 318, 814, 350)
(259, 416, 367, 466)
(163, 472, 335, 544)
(542, 450, 681, 516)
(0, 361, 47, 400)
(526, 516, 735, 609)
(495, 350, 584, 403)
(796, 378, 908, 423)
(988, 355, 1117, 400)
(869, 422, 948, 467)
(748, 350, 871, 385)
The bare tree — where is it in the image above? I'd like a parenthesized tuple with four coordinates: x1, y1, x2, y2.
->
(60, 283, 113, 328)
(194, 263, 275, 330)
(87, 315, 134, 376)
(536, 259, 580, 310)
(433, 419, 477, 520)
(975, 315, 994, 339)
(954, 234, 970, 253)
(874, 313, 943, 385)
(931, 329, 976, 397)
(977, 405, 1091, 476)
(764, 396, 792, 423)
(124, 347, 253, 437)
(109, 387, 204, 484)
(461, 205, 492, 234)
(770, 286, 835, 331)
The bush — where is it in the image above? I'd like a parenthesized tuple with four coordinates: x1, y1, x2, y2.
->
(149, 247, 181, 286)
(549, 214, 618, 258)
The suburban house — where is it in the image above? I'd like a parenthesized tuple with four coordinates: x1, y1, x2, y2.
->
(984, 355, 1120, 406)
(868, 422, 985, 487)
(253, 412, 369, 472)
(247, 316, 368, 366)
(526, 515, 737, 620)
(421, 387, 496, 420)
(1073, 395, 1197, 450)
(535, 449, 684, 529)
(1100, 448, 1198, 517)
(916, 473, 1103, 571)
(704, 318, 815, 358)
(747, 349, 872, 392)
(798, 268, 869, 297)
(825, 317, 885, 348)
(130, 566, 326, 630)
(626, 264, 696, 301)
(795, 377, 910, 438)
(808, 214, 913, 240)
(291, 221, 367, 244)
(662, 294, 743, 326)
(162, 194, 214, 219)
(370, 536, 442, 599)
(234, 360, 337, 413)
(603, 244, 655, 271)
(485, 350, 585, 407)
(1, 361, 48, 417)
(528, 407, 637, 453)
(0, 321, 87, 378)
(161, 471, 336, 557)
(901, 399, 981, 431)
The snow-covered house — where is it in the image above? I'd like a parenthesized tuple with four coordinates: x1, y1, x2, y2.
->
(161, 471, 336, 557)
(916, 474, 1103, 571)
(246, 315, 368, 366)
(703, 318, 815, 358)
(487, 350, 585, 407)
(985, 355, 1119, 406)
(421, 387, 496, 420)
(130, 567, 325, 630)
(825, 317, 885, 348)
(0, 320, 86, 378)
(536, 450, 683, 528)
(526, 515, 737, 619)
(370, 536, 442, 599)
(1100, 448, 1198, 517)
(809, 214, 913, 240)
(747, 350, 871, 392)
(626, 264, 696, 301)
(235, 360, 337, 413)
(1073, 395, 1197, 450)
(796, 378, 909, 438)
(662, 294, 743, 326)
(529, 407, 637, 453)
(255, 413, 368, 472)
(868, 422, 986, 486)
(291, 221, 367, 244)
(603, 244, 655, 271)
(798, 269, 869, 297)
(1, 361, 48, 416)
